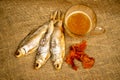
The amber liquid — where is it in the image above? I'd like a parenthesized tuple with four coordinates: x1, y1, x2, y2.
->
(67, 12, 90, 35)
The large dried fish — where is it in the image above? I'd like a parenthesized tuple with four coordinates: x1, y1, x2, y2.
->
(15, 22, 49, 57)
(50, 11, 65, 69)
(35, 11, 57, 69)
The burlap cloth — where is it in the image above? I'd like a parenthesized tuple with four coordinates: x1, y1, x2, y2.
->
(0, 0, 120, 80)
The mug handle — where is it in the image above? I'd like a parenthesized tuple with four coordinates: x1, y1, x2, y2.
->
(90, 26, 105, 35)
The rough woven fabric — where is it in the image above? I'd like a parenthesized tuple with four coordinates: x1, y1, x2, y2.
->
(0, 0, 120, 80)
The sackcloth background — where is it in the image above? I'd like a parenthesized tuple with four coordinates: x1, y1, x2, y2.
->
(0, 0, 120, 80)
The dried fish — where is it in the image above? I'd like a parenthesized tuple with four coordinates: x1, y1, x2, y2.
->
(35, 11, 57, 69)
(50, 11, 65, 69)
(15, 23, 49, 57)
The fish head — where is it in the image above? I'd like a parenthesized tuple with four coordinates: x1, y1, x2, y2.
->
(15, 48, 26, 58)
(35, 60, 43, 69)
(54, 58, 63, 70)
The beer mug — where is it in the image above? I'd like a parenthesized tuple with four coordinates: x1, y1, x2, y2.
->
(64, 5, 105, 37)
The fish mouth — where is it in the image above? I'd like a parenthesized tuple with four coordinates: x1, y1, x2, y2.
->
(15, 51, 23, 58)
(15, 48, 25, 58)
(54, 59, 63, 70)
(55, 63, 62, 70)
(35, 61, 42, 69)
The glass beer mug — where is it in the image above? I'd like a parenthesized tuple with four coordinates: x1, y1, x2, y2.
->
(64, 5, 105, 37)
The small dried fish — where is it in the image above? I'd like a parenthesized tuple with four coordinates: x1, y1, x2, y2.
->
(50, 11, 65, 69)
(15, 23, 49, 57)
(35, 11, 57, 69)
